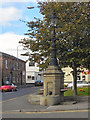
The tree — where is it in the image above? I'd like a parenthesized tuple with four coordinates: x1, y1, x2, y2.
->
(19, 2, 90, 96)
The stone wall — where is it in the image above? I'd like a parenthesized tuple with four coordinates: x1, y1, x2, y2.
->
(44, 65, 64, 96)
(0, 52, 26, 86)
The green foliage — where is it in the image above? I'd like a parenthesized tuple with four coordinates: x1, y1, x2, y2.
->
(64, 84, 67, 88)
(64, 87, 90, 96)
(20, 2, 89, 71)
(19, 2, 89, 95)
(64, 89, 74, 96)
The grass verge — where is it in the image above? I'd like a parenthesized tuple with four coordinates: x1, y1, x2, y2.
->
(64, 87, 90, 96)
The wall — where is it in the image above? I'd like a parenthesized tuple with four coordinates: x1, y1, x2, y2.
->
(0, 52, 26, 86)
(62, 66, 73, 84)
(62, 66, 90, 84)
(0, 53, 2, 86)
(26, 60, 44, 84)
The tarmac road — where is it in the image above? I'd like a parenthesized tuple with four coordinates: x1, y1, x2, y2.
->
(1, 86, 47, 111)
(0, 86, 89, 119)
(2, 85, 42, 101)
(2, 109, 89, 118)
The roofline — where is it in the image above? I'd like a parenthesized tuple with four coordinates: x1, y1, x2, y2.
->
(0, 52, 26, 62)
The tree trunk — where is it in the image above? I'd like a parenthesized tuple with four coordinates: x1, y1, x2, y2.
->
(73, 62, 77, 96)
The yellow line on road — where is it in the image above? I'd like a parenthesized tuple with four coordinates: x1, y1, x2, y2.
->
(0, 94, 28, 104)
(24, 109, 90, 114)
(3, 109, 90, 114)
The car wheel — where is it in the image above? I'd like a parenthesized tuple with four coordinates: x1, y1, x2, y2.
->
(15, 89, 17, 91)
(2, 90, 4, 92)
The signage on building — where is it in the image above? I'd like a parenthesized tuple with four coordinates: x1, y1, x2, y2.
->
(82, 71, 90, 75)
(22, 71, 25, 76)
(12, 67, 15, 70)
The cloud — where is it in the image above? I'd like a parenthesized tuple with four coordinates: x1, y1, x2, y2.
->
(0, 32, 28, 60)
(0, 0, 38, 3)
(0, 0, 89, 4)
(0, 0, 89, 3)
(0, 7, 22, 26)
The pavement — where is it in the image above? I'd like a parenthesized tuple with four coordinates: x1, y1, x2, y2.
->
(2, 85, 90, 113)
(45, 101, 89, 112)
(10, 96, 89, 113)
(19, 101, 89, 112)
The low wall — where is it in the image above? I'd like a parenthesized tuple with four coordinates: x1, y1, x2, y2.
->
(64, 96, 89, 102)
(28, 94, 63, 106)
(28, 94, 43, 105)
(40, 95, 61, 106)
(28, 94, 89, 106)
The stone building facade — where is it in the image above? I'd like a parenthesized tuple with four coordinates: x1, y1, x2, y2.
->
(0, 52, 26, 86)
(62, 66, 90, 84)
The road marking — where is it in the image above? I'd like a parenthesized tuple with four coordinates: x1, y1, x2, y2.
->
(0, 87, 40, 104)
(0, 94, 28, 104)
(1, 97, 17, 103)
(3, 109, 90, 114)
(22, 109, 90, 114)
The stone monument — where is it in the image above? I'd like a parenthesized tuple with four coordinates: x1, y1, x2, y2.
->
(40, 11, 64, 106)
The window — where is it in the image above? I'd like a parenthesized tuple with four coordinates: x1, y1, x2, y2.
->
(82, 76, 85, 80)
(77, 76, 81, 80)
(17, 63, 19, 70)
(83, 81, 88, 84)
(32, 76, 35, 80)
(77, 81, 83, 84)
(22, 63, 24, 69)
(29, 62, 34, 66)
(27, 76, 31, 79)
(5, 60, 8, 69)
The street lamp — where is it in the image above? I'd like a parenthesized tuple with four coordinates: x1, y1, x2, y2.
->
(50, 10, 59, 66)
(17, 45, 23, 60)
(17, 45, 23, 84)
(27, 7, 59, 66)
(26, 6, 64, 106)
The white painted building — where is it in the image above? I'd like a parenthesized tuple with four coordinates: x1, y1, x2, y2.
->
(62, 66, 90, 84)
(26, 60, 44, 84)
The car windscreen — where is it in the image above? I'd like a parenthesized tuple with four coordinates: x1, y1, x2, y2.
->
(77, 81, 83, 84)
(77, 81, 88, 84)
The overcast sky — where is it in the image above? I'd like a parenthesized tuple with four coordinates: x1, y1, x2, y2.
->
(0, 0, 43, 61)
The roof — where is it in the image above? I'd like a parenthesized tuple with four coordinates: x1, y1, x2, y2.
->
(0, 52, 26, 62)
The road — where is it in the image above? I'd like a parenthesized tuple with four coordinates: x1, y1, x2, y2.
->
(0, 86, 89, 119)
(2, 110, 89, 118)
(1, 85, 48, 118)
(2, 85, 41, 101)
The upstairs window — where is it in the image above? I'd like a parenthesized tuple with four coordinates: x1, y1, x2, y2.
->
(29, 62, 34, 66)
(32, 76, 35, 80)
(17, 63, 19, 70)
(27, 76, 31, 79)
(77, 76, 81, 80)
(5, 60, 8, 69)
(82, 76, 85, 80)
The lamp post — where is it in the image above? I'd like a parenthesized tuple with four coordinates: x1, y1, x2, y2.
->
(17, 45, 23, 85)
(26, 7, 64, 106)
(41, 10, 64, 106)
(17, 45, 23, 60)
(50, 10, 59, 66)
(17, 45, 23, 72)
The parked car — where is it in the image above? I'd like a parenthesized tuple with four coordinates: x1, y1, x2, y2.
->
(35, 80, 43, 86)
(0, 83, 17, 92)
(67, 80, 89, 88)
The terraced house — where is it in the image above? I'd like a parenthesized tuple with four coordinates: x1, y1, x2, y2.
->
(62, 66, 90, 84)
(0, 52, 26, 86)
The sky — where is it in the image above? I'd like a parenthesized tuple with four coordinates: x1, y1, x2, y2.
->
(0, 0, 89, 61)
(0, 0, 43, 61)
